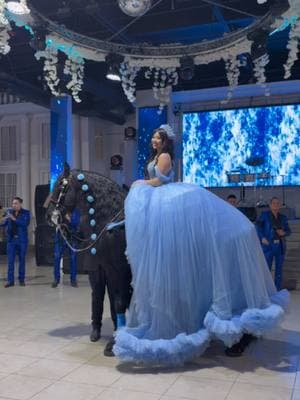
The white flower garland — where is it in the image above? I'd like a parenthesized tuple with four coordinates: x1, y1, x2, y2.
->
(35, 47, 60, 96)
(64, 57, 85, 103)
(0, 0, 11, 55)
(127, 57, 180, 69)
(253, 53, 269, 83)
(253, 53, 270, 96)
(120, 61, 140, 103)
(223, 55, 241, 102)
(284, 18, 300, 79)
(0, 0, 8, 25)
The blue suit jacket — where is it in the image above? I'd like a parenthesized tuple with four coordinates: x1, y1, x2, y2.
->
(256, 210, 291, 254)
(1, 208, 31, 243)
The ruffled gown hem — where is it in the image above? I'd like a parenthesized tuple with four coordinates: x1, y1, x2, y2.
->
(113, 290, 289, 366)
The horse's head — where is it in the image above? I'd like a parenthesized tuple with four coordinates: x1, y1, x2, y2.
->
(45, 162, 79, 227)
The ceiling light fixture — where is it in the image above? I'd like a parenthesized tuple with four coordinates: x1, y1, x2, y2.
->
(179, 56, 195, 81)
(105, 53, 124, 82)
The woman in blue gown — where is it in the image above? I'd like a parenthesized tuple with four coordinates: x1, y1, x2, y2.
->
(114, 124, 289, 366)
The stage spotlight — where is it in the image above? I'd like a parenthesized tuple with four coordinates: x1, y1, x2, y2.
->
(124, 126, 136, 140)
(248, 28, 270, 60)
(110, 154, 123, 170)
(105, 53, 124, 82)
(179, 56, 195, 81)
(6, 0, 30, 15)
(29, 29, 46, 51)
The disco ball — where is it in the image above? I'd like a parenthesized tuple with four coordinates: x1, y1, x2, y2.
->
(118, 0, 151, 17)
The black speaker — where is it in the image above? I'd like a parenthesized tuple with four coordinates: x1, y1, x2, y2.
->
(35, 224, 55, 266)
(63, 251, 87, 275)
(124, 126, 136, 140)
(238, 207, 257, 222)
(35, 184, 50, 226)
(0, 226, 6, 255)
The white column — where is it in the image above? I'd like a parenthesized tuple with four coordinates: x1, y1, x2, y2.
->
(20, 115, 31, 210)
(123, 138, 138, 186)
(29, 115, 40, 217)
(110, 169, 124, 186)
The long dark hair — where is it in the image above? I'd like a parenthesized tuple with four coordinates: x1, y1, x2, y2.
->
(144, 128, 174, 178)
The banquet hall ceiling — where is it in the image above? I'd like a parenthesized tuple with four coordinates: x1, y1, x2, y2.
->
(0, 0, 298, 123)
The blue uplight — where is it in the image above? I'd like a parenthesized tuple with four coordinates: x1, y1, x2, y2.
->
(138, 107, 167, 178)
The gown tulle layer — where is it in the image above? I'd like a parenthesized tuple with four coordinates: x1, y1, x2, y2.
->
(114, 182, 289, 366)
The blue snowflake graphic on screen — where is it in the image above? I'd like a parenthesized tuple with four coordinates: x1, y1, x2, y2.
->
(183, 105, 300, 187)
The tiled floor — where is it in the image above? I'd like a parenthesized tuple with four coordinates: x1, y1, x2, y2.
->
(0, 253, 299, 400)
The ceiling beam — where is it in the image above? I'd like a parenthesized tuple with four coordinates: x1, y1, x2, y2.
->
(212, 6, 231, 33)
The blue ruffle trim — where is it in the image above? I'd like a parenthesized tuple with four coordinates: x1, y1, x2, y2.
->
(204, 290, 289, 348)
(114, 327, 210, 366)
(114, 290, 289, 365)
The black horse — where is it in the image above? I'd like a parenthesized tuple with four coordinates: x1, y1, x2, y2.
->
(45, 163, 132, 355)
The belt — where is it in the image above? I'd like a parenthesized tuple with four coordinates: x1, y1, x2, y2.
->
(12, 235, 19, 238)
(273, 240, 280, 244)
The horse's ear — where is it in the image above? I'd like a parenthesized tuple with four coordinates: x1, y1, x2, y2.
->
(63, 162, 71, 177)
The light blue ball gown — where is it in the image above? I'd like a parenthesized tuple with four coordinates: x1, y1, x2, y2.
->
(114, 159, 289, 366)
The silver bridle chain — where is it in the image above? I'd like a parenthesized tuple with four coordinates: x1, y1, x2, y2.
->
(56, 208, 124, 253)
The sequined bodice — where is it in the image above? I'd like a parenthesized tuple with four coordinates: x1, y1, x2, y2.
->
(147, 159, 174, 184)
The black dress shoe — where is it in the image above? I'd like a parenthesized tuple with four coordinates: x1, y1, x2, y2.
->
(19, 282, 26, 287)
(51, 280, 59, 288)
(225, 333, 257, 357)
(4, 282, 14, 288)
(225, 342, 244, 357)
(104, 338, 115, 357)
(90, 328, 101, 342)
(71, 280, 78, 288)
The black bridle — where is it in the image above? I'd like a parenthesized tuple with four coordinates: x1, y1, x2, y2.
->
(49, 174, 123, 253)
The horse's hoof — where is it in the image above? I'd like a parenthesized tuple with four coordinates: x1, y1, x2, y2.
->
(104, 339, 115, 357)
(225, 333, 257, 357)
(225, 342, 244, 357)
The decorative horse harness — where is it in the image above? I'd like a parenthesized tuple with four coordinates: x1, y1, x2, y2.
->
(50, 174, 124, 254)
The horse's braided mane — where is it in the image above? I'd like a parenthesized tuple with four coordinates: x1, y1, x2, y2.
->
(71, 169, 126, 223)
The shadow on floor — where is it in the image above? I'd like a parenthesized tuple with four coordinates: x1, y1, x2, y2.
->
(115, 331, 300, 375)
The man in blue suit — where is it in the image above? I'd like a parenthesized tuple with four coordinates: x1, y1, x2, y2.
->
(256, 197, 291, 290)
(0, 197, 30, 287)
(52, 209, 80, 288)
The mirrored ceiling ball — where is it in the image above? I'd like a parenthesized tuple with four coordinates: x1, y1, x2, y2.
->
(118, 0, 152, 17)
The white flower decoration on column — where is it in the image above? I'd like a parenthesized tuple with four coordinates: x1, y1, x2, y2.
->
(223, 55, 241, 102)
(284, 18, 300, 79)
(120, 61, 140, 103)
(0, 0, 8, 25)
(64, 56, 85, 103)
(35, 47, 60, 96)
(253, 53, 270, 96)
(253, 53, 269, 84)
(145, 67, 178, 113)
(0, 0, 11, 55)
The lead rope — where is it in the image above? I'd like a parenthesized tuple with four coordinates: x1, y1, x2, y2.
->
(56, 208, 124, 253)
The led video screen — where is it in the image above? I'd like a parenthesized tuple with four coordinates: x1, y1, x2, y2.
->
(183, 104, 300, 187)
